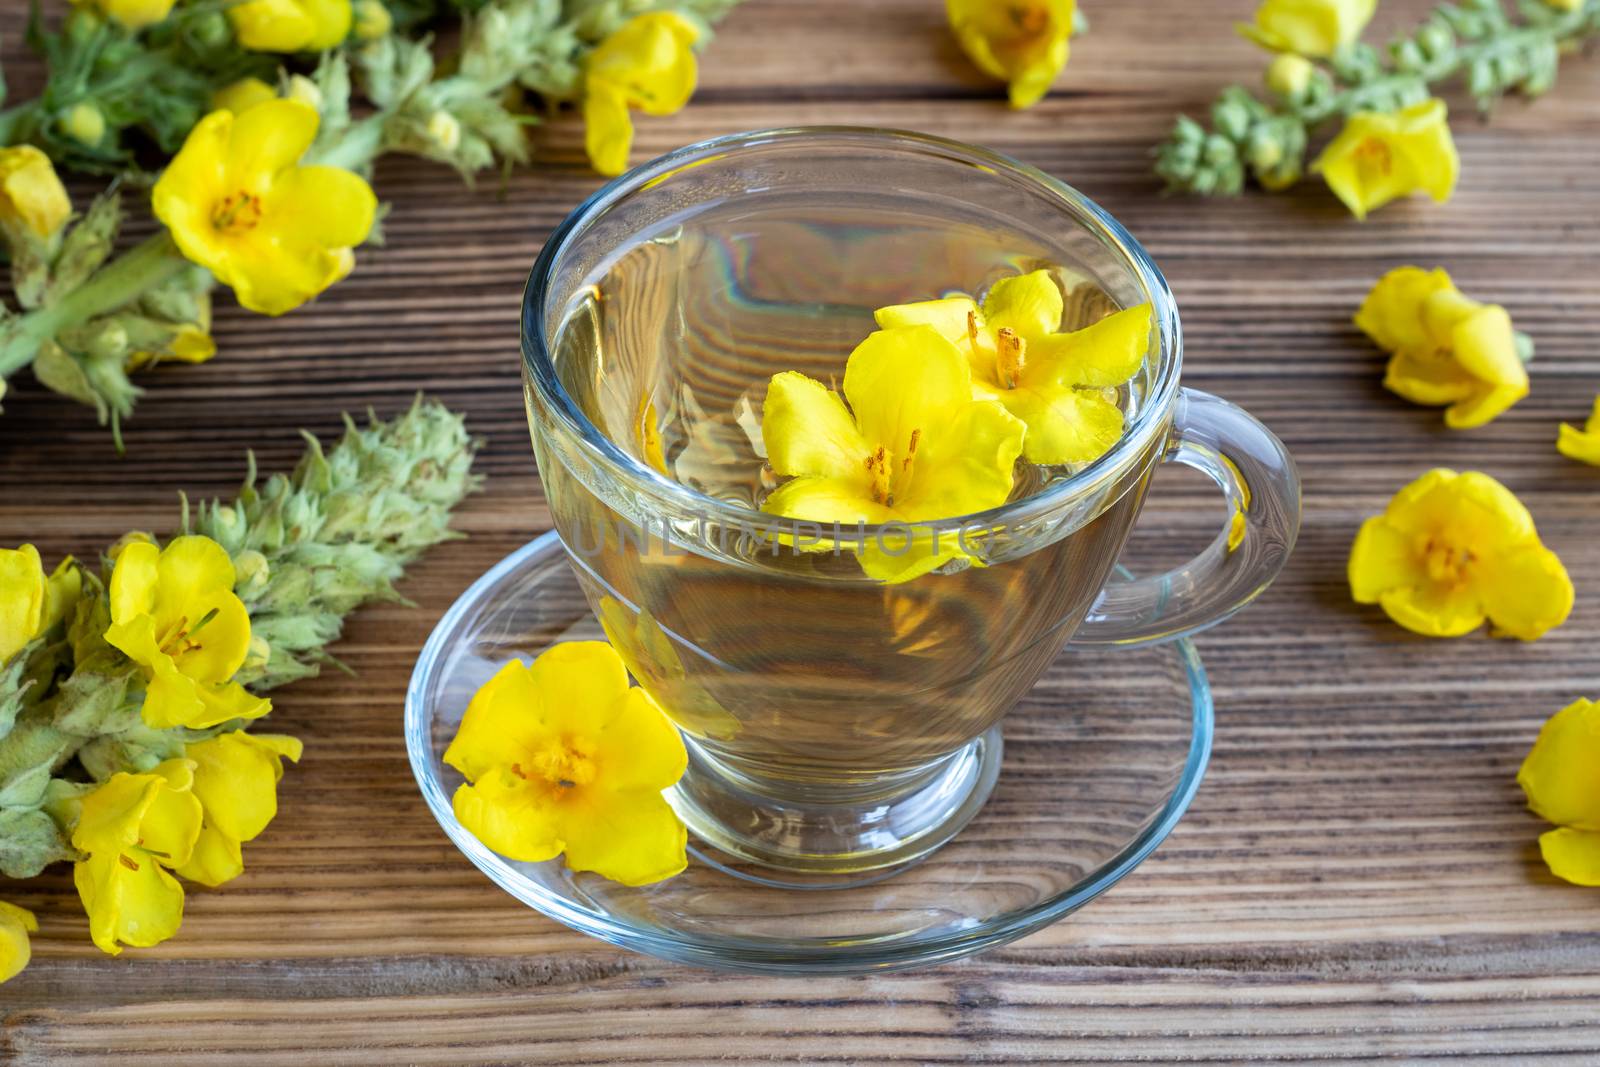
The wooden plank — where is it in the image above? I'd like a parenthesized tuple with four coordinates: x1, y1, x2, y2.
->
(2, 0, 1599, 1061)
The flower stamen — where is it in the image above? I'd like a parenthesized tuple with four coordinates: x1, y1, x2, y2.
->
(210, 190, 264, 234)
(996, 328, 1026, 389)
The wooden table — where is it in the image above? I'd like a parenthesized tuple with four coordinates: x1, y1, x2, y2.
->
(3, 0, 1598, 1061)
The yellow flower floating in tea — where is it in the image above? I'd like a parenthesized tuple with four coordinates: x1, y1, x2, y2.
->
(1312, 98, 1459, 220)
(0, 900, 36, 984)
(105, 535, 271, 730)
(1356, 267, 1529, 429)
(1518, 698, 1600, 886)
(1557, 396, 1600, 467)
(1348, 469, 1572, 641)
(1237, 0, 1375, 57)
(444, 642, 688, 887)
(583, 12, 701, 177)
(876, 270, 1152, 465)
(761, 325, 1027, 583)
(946, 0, 1076, 109)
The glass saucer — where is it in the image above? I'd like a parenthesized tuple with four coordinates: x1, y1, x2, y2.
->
(406, 533, 1213, 976)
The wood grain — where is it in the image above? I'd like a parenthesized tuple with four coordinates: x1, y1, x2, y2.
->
(3, 0, 1600, 1061)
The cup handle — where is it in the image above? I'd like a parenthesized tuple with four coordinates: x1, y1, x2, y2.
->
(1073, 388, 1301, 648)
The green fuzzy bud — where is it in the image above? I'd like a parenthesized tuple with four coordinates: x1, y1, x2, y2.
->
(1202, 133, 1236, 168)
(1417, 21, 1455, 60)
(1392, 39, 1426, 73)
(190, 11, 232, 50)
(1212, 99, 1251, 141)
(234, 549, 271, 596)
(59, 102, 107, 147)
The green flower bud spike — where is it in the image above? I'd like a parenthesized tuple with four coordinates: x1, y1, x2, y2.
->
(1155, 0, 1600, 197)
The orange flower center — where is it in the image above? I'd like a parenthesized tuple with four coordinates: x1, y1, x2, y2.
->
(211, 190, 263, 234)
(1421, 537, 1474, 585)
(996, 327, 1027, 389)
(864, 427, 923, 509)
(1010, 3, 1049, 34)
(517, 736, 598, 790)
(1355, 136, 1394, 179)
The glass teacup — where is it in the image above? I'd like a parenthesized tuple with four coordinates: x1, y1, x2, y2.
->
(522, 129, 1300, 875)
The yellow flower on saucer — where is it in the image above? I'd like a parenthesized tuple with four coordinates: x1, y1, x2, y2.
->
(1349, 469, 1573, 640)
(210, 77, 279, 115)
(947, 0, 1075, 109)
(153, 99, 377, 315)
(876, 271, 1150, 466)
(0, 544, 81, 665)
(444, 643, 688, 886)
(1355, 266, 1528, 429)
(761, 325, 1026, 582)
(1312, 98, 1459, 220)
(176, 731, 303, 887)
(228, 0, 352, 52)
(1557, 397, 1600, 467)
(84, 0, 176, 30)
(1238, 0, 1375, 57)
(583, 13, 700, 177)
(104, 535, 270, 730)
(1518, 698, 1600, 886)
(0, 901, 37, 985)
(0, 146, 71, 250)
(71, 760, 203, 955)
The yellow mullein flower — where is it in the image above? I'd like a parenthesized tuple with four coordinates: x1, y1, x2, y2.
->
(946, 0, 1075, 109)
(0, 544, 81, 664)
(0, 146, 71, 250)
(228, 0, 352, 52)
(71, 760, 203, 955)
(1312, 98, 1459, 220)
(210, 77, 279, 115)
(153, 100, 377, 316)
(875, 271, 1151, 466)
(1348, 469, 1573, 640)
(1518, 698, 1600, 886)
(444, 642, 688, 887)
(1356, 266, 1528, 429)
(0, 901, 37, 985)
(762, 325, 1027, 582)
(1265, 53, 1317, 98)
(1238, 0, 1376, 57)
(1542, 0, 1582, 10)
(104, 535, 270, 730)
(82, 0, 178, 30)
(177, 731, 303, 887)
(583, 13, 700, 177)
(1557, 396, 1600, 467)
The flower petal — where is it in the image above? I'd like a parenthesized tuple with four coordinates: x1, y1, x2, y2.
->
(1354, 266, 1453, 352)
(898, 398, 1026, 516)
(1441, 305, 1528, 429)
(443, 659, 549, 782)
(1347, 516, 1416, 604)
(996, 385, 1122, 465)
(1538, 828, 1600, 887)
(71, 773, 159, 856)
(186, 679, 272, 730)
(75, 852, 187, 955)
(593, 687, 686, 792)
(0, 900, 36, 985)
(559, 789, 686, 886)
(228, 100, 320, 187)
(527, 641, 634, 737)
(0, 543, 45, 664)
(843, 326, 972, 460)
(187, 731, 302, 843)
(981, 270, 1064, 340)
(107, 540, 161, 627)
(761, 371, 872, 484)
(873, 295, 980, 345)
(136, 779, 203, 871)
(1025, 302, 1153, 388)
(761, 476, 897, 526)
(176, 825, 244, 888)
(1377, 581, 1485, 638)
(582, 80, 633, 178)
(1517, 698, 1600, 830)
(451, 769, 563, 863)
(1383, 348, 1477, 407)
(265, 165, 377, 253)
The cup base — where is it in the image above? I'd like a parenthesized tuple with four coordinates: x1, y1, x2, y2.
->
(664, 727, 1003, 877)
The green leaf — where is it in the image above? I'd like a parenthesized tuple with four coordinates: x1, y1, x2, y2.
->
(0, 805, 79, 879)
